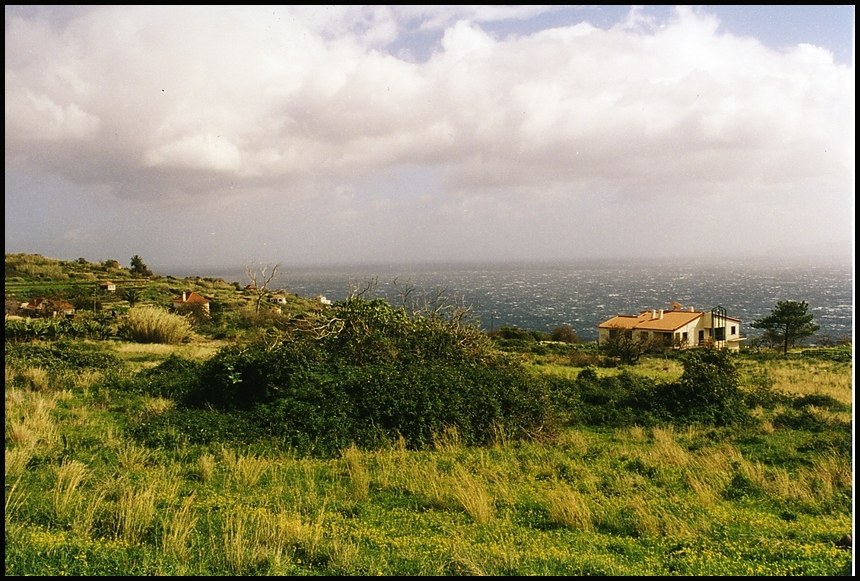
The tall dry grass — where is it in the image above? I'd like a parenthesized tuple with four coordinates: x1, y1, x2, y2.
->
(5, 389, 60, 454)
(342, 445, 370, 502)
(17, 366, 51, 391)
(230, 453, 269, 489)
(161, 493, 199, 560)
(53, 459, 88, 521)
(220, 506, 266, 574)
(119, 305, 192, 344)
(116, 483, 157, 544)
(451, 466, 494, 524)
(196, 453, 217, 483)
(545, 483, 593, 531)
(116, 442, 152, 472)
(648, 426, 690, 467)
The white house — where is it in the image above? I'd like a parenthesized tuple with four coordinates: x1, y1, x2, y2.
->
(597, 303, 743, 351)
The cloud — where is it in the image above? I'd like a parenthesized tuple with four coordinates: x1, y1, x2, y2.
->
(4, 5, 854, 265)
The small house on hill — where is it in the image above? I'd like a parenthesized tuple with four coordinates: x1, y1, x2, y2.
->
(597, 303, 743, 351)
(99, 281, 117, 292)
(270, 293, 288, 305)
(172, 291, 210, 315)
(21, 297, 76, 319)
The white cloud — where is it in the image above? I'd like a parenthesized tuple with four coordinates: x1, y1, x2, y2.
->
(4, 5, 854, 265)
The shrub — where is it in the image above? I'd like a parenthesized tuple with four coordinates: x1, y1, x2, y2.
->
(661, 348, 748, 426)
(177, 297, 556, 456)
(119, 305, 192, 344)
(549, 325, 580, 343)
(129, 355, 202, 400)
(5, 341, 122, 373)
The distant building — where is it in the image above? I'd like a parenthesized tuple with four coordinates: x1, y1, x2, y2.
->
(271, 293, 288, 305)
(597, 303, 743, 351)
(99, 281, 117, 292)
(317, 294, 332, 306)
(21, 297, 76, 319)
(172, 291, 210, 315)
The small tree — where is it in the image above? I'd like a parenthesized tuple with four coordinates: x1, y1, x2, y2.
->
(672, 348, 746, 425)
(245, 262, 281, 314)
(130, 255, 153, 277)
(123, 288, 141, 307)
(549, 324, 580, 343)
(750, 300, 820, 355)
(600, 328, 656, 364)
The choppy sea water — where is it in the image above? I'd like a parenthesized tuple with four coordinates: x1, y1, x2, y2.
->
(170, 258, 853, 343)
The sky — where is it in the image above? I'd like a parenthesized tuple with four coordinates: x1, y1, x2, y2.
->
(5, 5, 855, 271)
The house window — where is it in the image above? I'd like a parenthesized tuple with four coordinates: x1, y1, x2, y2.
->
(698, 330, 704, 343)
(714, 327, 725, 341)
(731, 325, 736, 336)
(682, 332, 688, 341)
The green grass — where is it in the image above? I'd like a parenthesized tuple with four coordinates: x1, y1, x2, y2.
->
(4, 343, 853, 575)
(4, 253, 853, 575)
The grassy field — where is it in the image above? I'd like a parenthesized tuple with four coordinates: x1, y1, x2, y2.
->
(4, 253, 854, 575)
(4, 338, 853, 576)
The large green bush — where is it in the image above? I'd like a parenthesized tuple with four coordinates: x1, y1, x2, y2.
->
(552, 348, 750, 428)
(178, 297, 556, 456)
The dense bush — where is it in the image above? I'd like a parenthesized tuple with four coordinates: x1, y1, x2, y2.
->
(5, 340, 123, 373)
(4, 315, 115, 342)
(548, 324, 580, 343)
(658, 348, 748, 426)
(552, 348, 749, 428)
(127, 354, 202, 400)
(174, 297, 556, 456)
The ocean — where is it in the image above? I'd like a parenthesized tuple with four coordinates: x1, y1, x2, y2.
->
(168, 258, 853, 343)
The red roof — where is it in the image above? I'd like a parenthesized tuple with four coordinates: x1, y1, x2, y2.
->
(173, 291, 209, 304)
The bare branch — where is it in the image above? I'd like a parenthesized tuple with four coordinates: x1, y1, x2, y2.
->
(245, 261, 282, 314)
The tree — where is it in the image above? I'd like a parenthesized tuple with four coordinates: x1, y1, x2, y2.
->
(600, 328, 657, 364)
(130, 255, 153, 277)
(245, 262, 281, 314)
(549, 324, 580, 343)
(123, 288, 141, 307)
(750, 300, 820, 355)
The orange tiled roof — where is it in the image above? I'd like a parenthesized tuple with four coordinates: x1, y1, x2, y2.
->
(173, 291, 209, 304)
(598, 310, 703, 331)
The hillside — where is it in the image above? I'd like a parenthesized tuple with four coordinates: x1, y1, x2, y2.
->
(4, 253, 319, 326)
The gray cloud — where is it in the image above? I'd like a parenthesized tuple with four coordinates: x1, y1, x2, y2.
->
(4, 5, 853, 267)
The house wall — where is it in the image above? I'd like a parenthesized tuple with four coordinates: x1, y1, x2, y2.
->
(702, 312, 742, 351)
(598, 314, 742, 352)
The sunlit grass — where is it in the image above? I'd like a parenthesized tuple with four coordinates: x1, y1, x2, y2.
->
(53, 459, 88, 522)
(546, 483, 593, 531)
(106, 339, 227, 362)
(115, 483, 157, 544)
(161, 493, 198, 561)
(451, 466, 494, 524)
(3, 344, 852, 576)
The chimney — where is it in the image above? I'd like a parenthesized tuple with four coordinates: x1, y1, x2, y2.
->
(182, 291, 187, 301)
(651, 309, 657, 319)
(689, 306, 694, 312)
(659, 310, 664, 319)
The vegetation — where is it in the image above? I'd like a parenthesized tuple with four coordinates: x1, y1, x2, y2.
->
(130, 255, 153, 278)
(751, 300, 821, 355)
(118, 305, 193, 345)
(598, 328, 656, 364)
(4, 253, 853, 575)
